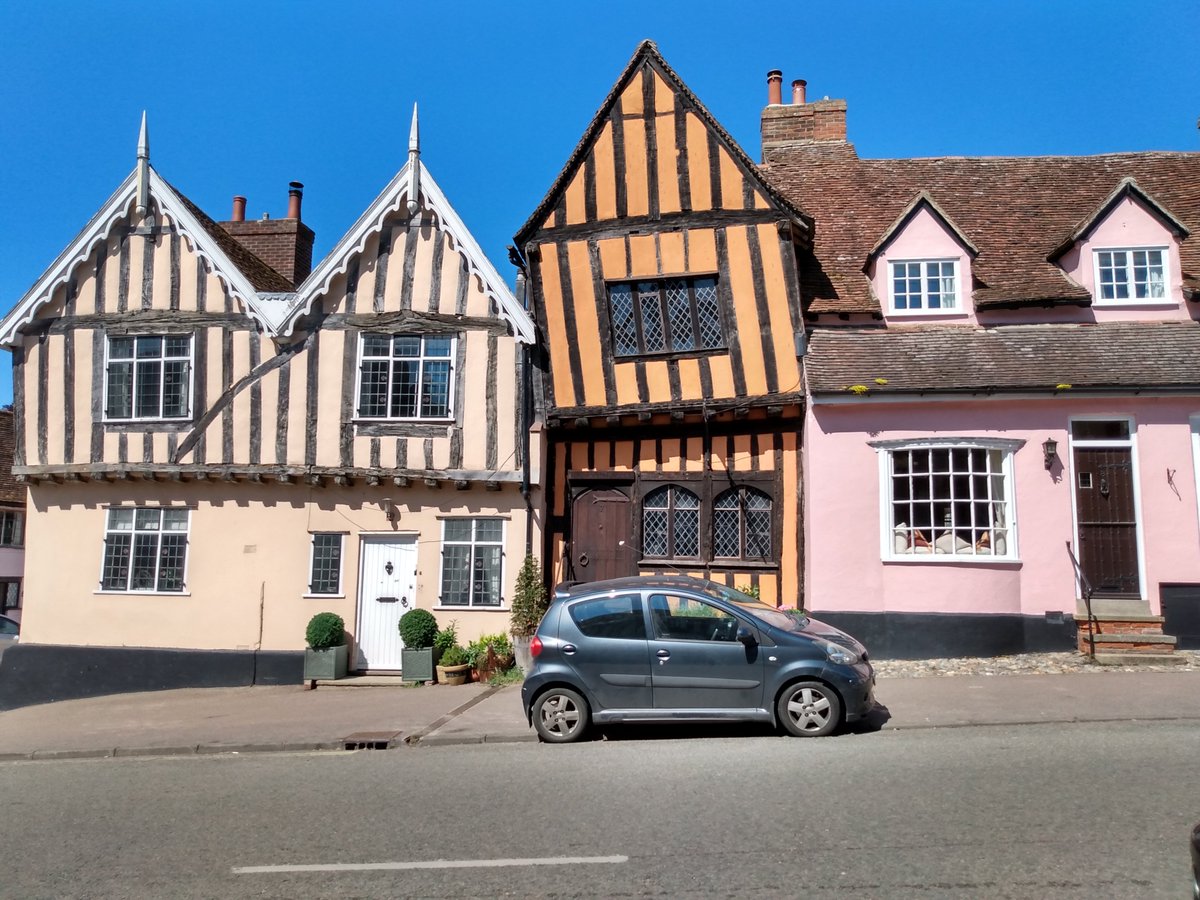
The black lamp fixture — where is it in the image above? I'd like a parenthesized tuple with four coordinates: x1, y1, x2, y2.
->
(1042, 438, 1058, 470)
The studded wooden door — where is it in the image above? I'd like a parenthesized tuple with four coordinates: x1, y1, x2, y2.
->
(571, 488, 635, 583)
(1073, 447, 1140, 598)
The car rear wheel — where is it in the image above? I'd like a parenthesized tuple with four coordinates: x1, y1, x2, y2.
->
(777, 681, 841, 737)
(532, 687, 589, 743)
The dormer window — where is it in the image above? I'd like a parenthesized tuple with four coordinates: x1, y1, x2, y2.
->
(1093, 248, 1167, 303)
(889, 259, 958, 314)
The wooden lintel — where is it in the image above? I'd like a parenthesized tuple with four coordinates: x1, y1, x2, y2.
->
(393, 476, 410, 488)
(423, 477, 440, 489)
(454, 479, 470, 491)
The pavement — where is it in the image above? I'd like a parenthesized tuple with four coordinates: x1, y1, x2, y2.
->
(1, 670, 1198, 761)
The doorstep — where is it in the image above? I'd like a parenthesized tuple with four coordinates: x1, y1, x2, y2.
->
(313, 674, 414, 687)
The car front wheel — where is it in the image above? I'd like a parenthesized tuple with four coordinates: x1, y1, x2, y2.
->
(532, 687, 589, 743)
(777, 681, 841, 737)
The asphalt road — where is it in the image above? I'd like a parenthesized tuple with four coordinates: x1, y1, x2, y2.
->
(3, 721, 1197, 899)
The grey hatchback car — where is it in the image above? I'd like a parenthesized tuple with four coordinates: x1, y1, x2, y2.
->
(522, 576, 875, 742)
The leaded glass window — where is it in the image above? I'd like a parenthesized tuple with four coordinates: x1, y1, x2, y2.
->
(440, 518, 504, 607)
(105, 334, 192, 420)
(642, 485, 700, 560)
(713, 487, 772, 560)
(607, 276, 723, 357)
(357, 334, 455, 420)
(309, 533, 343, 595)
(100, 507, 189, 592)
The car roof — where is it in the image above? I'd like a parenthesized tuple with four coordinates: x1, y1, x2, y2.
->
(553, 575, 725, 601)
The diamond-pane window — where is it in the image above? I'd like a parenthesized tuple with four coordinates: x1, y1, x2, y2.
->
(713, 487, 772, 560)
(106, 334, 192, 421)
(358, 334, 456, 420)
(100, 507, 189, 593)
(642, 485, 700, 560)
(607, 276, 724, 357)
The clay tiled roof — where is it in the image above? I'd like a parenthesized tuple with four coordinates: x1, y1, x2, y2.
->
(763, 147, 1200, 315)
(170, 186, 294, 292)
(805, 321, 1200, 394)
(0, 409, 24, 505)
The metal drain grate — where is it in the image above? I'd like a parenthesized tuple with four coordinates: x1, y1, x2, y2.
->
(342, 731, 401, 750)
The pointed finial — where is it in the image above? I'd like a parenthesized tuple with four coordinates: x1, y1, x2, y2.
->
(406, 103, 420, 217)
(135, 110, 151, 217)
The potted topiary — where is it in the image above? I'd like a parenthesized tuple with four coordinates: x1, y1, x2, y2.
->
(398, 607, 438, 683)
(509, 555, 548, 673)
(436, 644, 471, 686)
(303, 612, 348, 681)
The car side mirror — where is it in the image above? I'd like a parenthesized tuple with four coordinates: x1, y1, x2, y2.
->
(736, 626, 756, 646)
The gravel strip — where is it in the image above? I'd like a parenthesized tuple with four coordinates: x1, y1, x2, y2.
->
(872, 650, 1200, 678)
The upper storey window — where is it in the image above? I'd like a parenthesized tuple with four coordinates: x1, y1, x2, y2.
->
(889, 260, 958, 314)
(608, 276, 724, 357)
(1093, 248, 1167, 303)
(105, 335, 192, 421)
(357, 334, 455, 420)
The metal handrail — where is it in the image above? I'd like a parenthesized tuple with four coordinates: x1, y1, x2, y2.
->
(1065, 541, 1096, 659)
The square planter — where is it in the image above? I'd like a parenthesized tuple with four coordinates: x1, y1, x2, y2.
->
(401, 647, 434, 683)
(303, 644, 348, 681)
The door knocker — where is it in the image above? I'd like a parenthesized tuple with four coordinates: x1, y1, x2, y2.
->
(1099, 476, 1109, 498)
(385, 561, 394, 575)
(579, 552, 589, 567)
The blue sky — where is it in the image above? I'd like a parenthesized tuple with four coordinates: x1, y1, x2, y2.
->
(1, 1, 1197, 406)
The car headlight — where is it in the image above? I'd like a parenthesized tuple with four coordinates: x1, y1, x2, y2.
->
(821, 641, 861, 665)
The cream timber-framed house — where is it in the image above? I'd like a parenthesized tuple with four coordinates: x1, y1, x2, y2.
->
(0, 111, 538, 707)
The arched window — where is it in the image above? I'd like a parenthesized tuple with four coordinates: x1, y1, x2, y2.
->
(713, 487, 772, 560)
(642, 485, 700, 559)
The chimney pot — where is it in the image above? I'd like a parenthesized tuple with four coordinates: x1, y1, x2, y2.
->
(287, 181, 304, 221)
(767, 70, 783, 106)
(231, 196, 247, 222)
(792, 79, 807, 105)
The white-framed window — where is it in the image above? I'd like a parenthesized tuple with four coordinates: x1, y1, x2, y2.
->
(308, 533, 344, 596)
(1093, 247, 1167, 303)
(0, 510, 23, 547)
(356, 333, 455, 420)
(439, 518, 503, 607)
(105, 334, 193, 420)
(889, 259, 958, 313)
(873, 439, 1021, 561)
(100, 507, 189, 592)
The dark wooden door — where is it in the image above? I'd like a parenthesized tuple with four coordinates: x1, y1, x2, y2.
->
(571, 488, 635, 583)
(1074, 447, 1140, 597)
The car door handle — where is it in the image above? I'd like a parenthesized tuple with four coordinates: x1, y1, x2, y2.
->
(656, 649, 671, 659)
(561, 644, 577, 655)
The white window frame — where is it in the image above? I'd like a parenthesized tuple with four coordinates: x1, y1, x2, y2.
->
(1091, 246, 1169, 305)
(97, 506, 191, 594)
(887, 258, 960, 315)
(306, 532, 345, 597)
(103, 333, 194, 422)
(1192, 415, 1200, 549)
(437, 518, 505, 609)
(0, 510, 23, 547)
(354, 333, 457, 422)
(872, 437, 1022, 563)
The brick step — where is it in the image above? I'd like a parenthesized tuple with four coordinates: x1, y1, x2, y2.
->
(1092, 652, 1189, 667)
(1079, 632, 1177, 653)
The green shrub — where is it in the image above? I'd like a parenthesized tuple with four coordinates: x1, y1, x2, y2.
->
(467, 632, 514, 670)
(398, 608, 438, 649)
(305, 612, 345, 650)
(736, 584, 761, 601)
(434, 621, 459, 654)
(439, 644, 469, 667)
(509, 555, 549, 638)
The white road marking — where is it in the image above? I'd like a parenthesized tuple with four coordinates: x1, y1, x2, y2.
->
(233, 855, 629, 875)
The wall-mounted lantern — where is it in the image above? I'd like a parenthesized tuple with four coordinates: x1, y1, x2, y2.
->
(1042, 438, 1058, 470)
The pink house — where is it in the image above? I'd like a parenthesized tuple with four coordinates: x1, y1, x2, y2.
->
(761, 78, 1200, 658)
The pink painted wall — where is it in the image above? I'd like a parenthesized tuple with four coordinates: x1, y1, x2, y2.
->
(869, 205, 976, 323)
(804, 396, 1200, 618)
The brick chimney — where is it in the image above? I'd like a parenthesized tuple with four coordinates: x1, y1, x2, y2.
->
(760, 70, 847, 162)
(220, 182, 316, 288)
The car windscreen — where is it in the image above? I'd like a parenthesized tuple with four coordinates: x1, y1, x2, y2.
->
(700, 584, 808, 634)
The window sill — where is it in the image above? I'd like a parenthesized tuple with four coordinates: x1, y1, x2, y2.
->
(882, 555, 1022, 567)
(885, 309, 965, 318)
(433, 605, 509, 612)
(93, 590, 192, 597)
(353, 421, 456, 438)
(639, 559, 778, 569)
(1090, 300, 1177, 310)
(303, 594, 345, 600)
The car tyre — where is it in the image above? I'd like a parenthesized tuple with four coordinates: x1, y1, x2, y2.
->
(777, 680, 841, 738)
(532, 687, 589, 743)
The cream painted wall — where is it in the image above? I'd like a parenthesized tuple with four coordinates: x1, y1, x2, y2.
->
(20, 480, 537, 657)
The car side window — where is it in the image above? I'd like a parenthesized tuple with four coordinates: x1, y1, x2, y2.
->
(569, 594, 646, 640)
(649, 594, 740, 642)
(0, 618, 17, 636)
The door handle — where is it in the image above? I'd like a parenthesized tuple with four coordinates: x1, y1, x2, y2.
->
(561, 643, 577, 655)
(579, 552, 589, 567)
(656, 649, 671, 659)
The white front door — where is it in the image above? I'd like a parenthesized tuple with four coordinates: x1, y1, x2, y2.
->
(355, 536, 418, 671)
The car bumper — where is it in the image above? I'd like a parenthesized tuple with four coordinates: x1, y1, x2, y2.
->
(833, 662, 875, 723)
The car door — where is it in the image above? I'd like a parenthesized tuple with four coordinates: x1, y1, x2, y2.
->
(646, 592, 764, 711)
(560, 592, 653, 712)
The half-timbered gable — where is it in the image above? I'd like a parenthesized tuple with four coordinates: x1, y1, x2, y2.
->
(0, 113, 538, 705)
(516, 42, 810, 606)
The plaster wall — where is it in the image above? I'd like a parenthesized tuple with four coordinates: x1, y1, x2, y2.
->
(869, 206, 976, 324)
(804, 396, 1200, 618)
